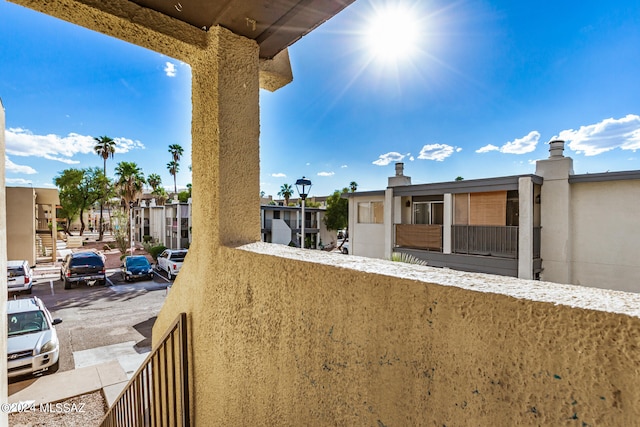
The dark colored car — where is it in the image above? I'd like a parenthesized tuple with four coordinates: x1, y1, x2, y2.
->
(122, 255, 154, 282)
(60, 251, 106, 289)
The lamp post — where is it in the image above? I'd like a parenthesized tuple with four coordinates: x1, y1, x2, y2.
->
(295, 177, 312, 248)
(129, 201, 134, 255)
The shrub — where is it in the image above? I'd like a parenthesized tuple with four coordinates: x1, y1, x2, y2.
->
(149, 245, 167, 261)
(390, 252, 428, 266)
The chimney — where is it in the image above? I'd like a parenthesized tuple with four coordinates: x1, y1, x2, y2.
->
(549, 140, 565, 158)
(388, 162, 411, 187)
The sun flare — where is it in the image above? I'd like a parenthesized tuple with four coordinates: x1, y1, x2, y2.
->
(364, 4, 421, 64)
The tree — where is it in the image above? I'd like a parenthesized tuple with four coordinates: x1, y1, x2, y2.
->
(147, 173, 162, 192)
(167, 144, 184, 195)
(278, 183, 293, 206)
(94, 135, 116, 240)
(167, 160, 180, 194)
(168, 144, 184, 163)
(54, 168, 106, 236)
(115, 161, 146, 248)
(349, 181, 358, 192)
(323, 187, 349, 232)
(152, 187, 169, 205)
(455, 176, 464, 181)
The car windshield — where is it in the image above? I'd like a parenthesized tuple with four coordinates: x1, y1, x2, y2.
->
(7, 267, 25, 277)
(8, 311, 48, 336)
(169, 252, 187, 261)
(127, 257, 149, 267)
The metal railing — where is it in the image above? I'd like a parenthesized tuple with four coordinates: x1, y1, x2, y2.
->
(452, 225, 519, 258)
(100, 313, 190, 427)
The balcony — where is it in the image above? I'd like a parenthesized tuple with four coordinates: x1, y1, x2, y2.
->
(452, 225, 519, 258)
(395, 224, 442, 251)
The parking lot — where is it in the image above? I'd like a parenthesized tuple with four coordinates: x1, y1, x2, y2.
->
(8, 265, 171, 383)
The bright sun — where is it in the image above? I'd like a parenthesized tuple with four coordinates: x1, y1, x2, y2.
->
(364, 4, 421, 64)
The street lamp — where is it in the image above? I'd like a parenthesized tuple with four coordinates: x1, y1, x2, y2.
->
(129, 201, 135, 255)
(295, 177, 312, 248)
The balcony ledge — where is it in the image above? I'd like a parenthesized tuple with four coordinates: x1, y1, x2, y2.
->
(239, 242, 640, 318)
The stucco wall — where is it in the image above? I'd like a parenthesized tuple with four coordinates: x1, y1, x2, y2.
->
(6, 187, 37, 265)
(0, 98, 8, 426)
(350, 194, 386, 259)
(571, 180, 640, 292)
(156, 243, 640, 426)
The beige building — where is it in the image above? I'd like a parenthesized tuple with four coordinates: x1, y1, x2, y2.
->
(3, 2, 640, 427)
(5, 187, 59, 266)
(348, 142, 640, 292)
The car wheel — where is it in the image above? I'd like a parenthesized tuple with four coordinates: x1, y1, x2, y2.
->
(98, 280, 107, 286)
(26, 287, 32, 295)
(64, 278, 71, 290)
(48, 360, 59, 374)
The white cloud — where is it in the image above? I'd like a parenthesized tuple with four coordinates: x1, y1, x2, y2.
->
(476, 144, 499, 153)
(5, 128, 143, 164)
(476, 131, 540, 155)
(501, 131, 540, 154)
(341, 165, 348, 168)
(164, 62, 177, 77)
(317, 171, 335, 177)
(6, 178, 32, 185)
(271, 172, 286, 178)
(5, 156, 37, 174)
(418, 144, 456, 162)
(557, 114, 640, 156)
(373, 152, 405, 166)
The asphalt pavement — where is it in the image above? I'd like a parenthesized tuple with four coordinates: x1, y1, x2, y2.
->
(7, 264, 171, 409)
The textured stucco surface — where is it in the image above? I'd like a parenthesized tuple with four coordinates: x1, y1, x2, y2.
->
(158, 244, 640, 426)
(1, 99, 9, 426)
(11, 1, 640, 425)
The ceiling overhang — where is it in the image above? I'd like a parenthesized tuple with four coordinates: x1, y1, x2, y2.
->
(129, 0, 355, 59)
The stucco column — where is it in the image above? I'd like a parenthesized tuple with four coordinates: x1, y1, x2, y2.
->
(518, 177, 534, 279)
(189, 27, 260, 249)
(536, 145, 574, 284)
(383, 188, 394, 259)
(1, 98, 8, 423)
(443, 193, 453, 254)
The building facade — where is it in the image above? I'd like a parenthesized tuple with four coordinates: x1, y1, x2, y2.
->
(347, 142, 640, 292)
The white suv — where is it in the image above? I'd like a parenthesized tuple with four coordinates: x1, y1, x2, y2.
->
(7, 260, 34, 294)
(156, 249, 188, 279)
(7, 297, 62, 378)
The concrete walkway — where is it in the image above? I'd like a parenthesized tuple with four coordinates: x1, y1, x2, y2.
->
(8, 360, 130, 408)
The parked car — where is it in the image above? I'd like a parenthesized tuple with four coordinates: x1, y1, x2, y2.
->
(122, 255, 154, 282)
(60, 251, 106, 289)
(7, 296, 62, 378)
(156, 249, 188, 279)
(7, 260, 34, 294)
(341, 239, 349, 255)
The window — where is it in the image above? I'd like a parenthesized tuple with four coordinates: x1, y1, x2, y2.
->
(413, 202, 443, 225)
(358, 201, 383, 224)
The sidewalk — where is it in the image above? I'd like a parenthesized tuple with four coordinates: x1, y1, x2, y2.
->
(8, 360, 130, 408)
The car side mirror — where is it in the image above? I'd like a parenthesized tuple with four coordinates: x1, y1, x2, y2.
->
(52, 318, 62, 325)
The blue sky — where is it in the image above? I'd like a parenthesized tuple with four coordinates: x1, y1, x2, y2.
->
(1, 0, 639, 198)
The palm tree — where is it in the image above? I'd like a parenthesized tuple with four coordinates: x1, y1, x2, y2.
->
(168, 144, 184, 163)
(349, 181, 358, 192)
(167, 160, 180, 195)
(147, 173, 162, 192)
(278, 183, 293, 206)
(114, 161, 146, 248)
(94, 135, 116, 240)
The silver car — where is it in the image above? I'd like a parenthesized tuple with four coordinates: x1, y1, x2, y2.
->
(7, 260, 34, 294)
(7, 297, 62, 378)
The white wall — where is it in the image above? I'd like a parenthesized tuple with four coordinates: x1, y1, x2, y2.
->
(571, 180, 640, 292)
(351, 194, 386, 259)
